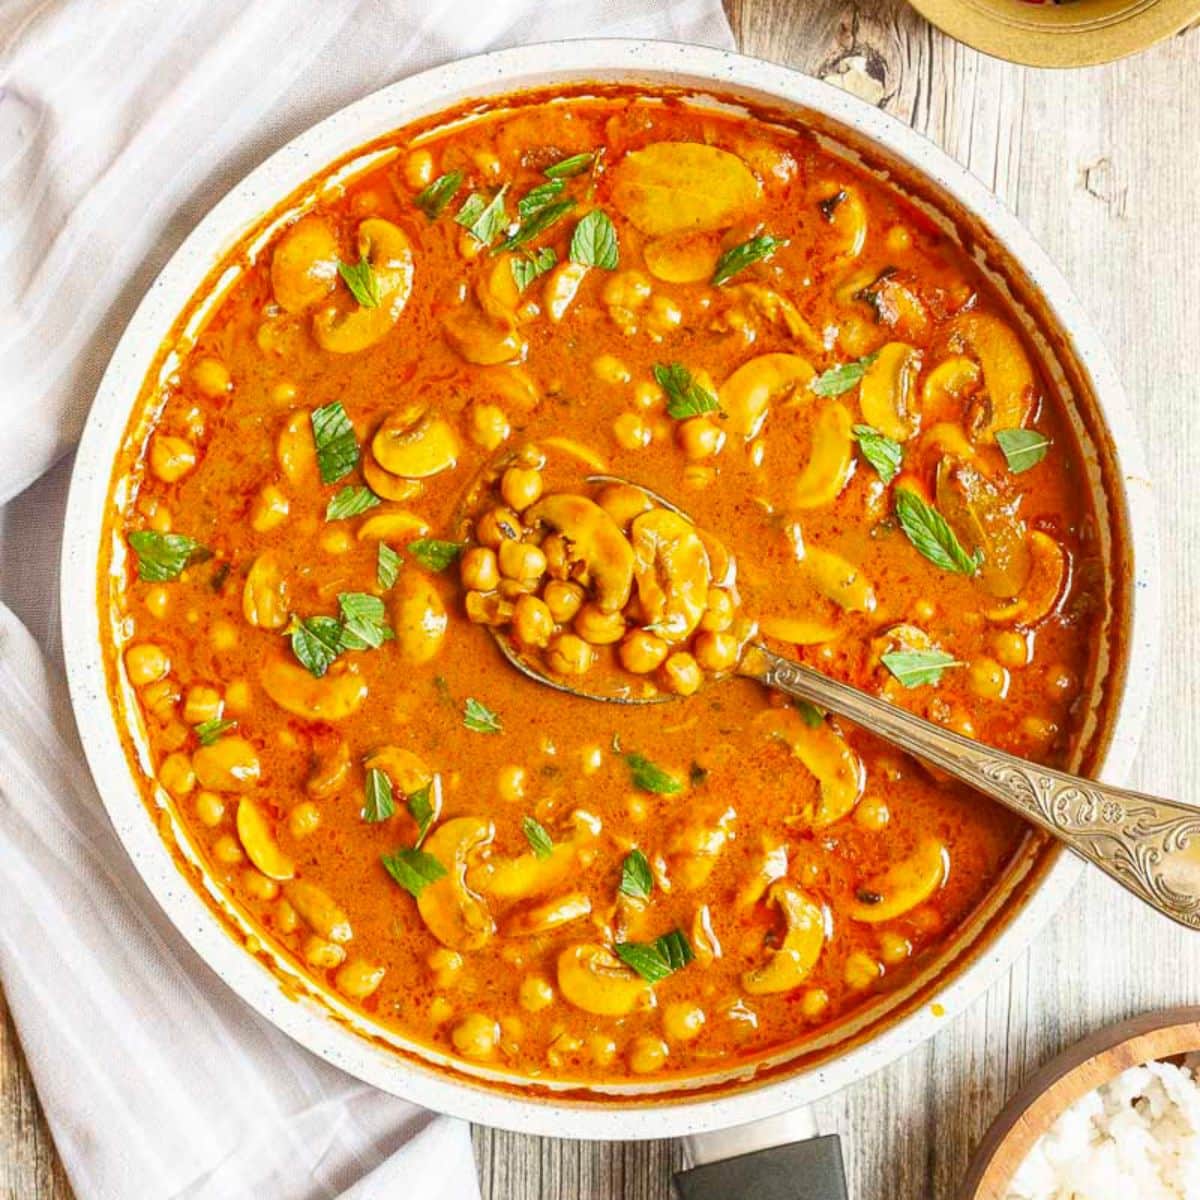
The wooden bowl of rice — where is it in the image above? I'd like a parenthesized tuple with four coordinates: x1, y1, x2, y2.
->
(961, 1007, 1200, 1199)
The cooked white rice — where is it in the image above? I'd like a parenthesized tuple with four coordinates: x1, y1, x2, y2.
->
(1005, 1058, 1200, 1199)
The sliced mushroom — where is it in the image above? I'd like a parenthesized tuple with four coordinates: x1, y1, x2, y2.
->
(919, 422, 977, 463)
(986, 531, 1068, 626)
(285, 879, 352, 942)
(736, 834, 789, 908)
(193, 737, 261, 793)
(805, 546, 876, 614)
(815, 183, 867, 261)
(950, 313, 1037, 441)
(643, 232, 722, 283)
(935, 457, 1031, 599)
(757, 708, 865, 827)
(857, 271, 930, 340)
(356, 509, 430, 542)
(242, 553, 290, 630)
(849, 838, 949, 923)
(371, 404, 459, 479)
(557, 943, 655, 1016)
(392, 571, 447, 665)
(363, 746, 433, 796)
(276, 411, 317, 485)
(719, 353, 815, 439)
(524, 494, 635, 613)
(313, 219, 414, 354)
(236, 798, 295, 880)
(306, 729, 350, 799)
(442, 302, 526, 365)
(741, 882, 827, 995)
(260, 658, 368, 721)
(611, 142, 761, 236)
(271, 216, 339, 314)
(759, 616, 840, 645)
(361, 456, 424, 502)
(504, 891, 592, 937)
(630, 508, 711, 642)
(474, 815, 596, 901)
(920, 355, 981, 418)
(791, 401, 854, 510)
(860, 342, 923, 442)
(416, 817, 496, 951)
(543, 261, 589, 322)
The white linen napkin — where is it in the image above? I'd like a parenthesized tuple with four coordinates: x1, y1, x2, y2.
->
(0, 4, 734, 1198)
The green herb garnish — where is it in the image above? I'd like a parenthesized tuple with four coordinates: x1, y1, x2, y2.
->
(625, 752, 682, 795)
(286, 615, 346, 678)
(522, 816, 554, 860)
(653, 362, 722, 420)
(711, 234, 785, 286)
(895, 488, 982, 576)
(310, 401, 359, 485)
(614, 930, 694, 983)
(194, 717, 235, 746)
(793, 699, 826, 728)
(569, 210, 619, 269)
(363, 767, 395, 822)
(852, 424, 903, 485)
(463, 697, 502, 734)
(377, 543, 402, 590)
(337, 592, 393, 650)
(337, 256, 380, 308)
(810, 353, 878, 397)
(455, 186, 509, 246)
(381, 848, 447, 898)
(510, 247, 557, 293)
(618, 849, 653, 901)
(127, 531, 210, 583)
(413, 170, 464, 219)
(518, 179, 566, 218)
(325, 486, 380, 521)
(881, 648, 963, 689)
(996, 428, 1050, 474)
(497, 199, 575, 253)
(408, 539, 464, 572)
(544, 151, 596, 179)
(407, 783, 436, 846)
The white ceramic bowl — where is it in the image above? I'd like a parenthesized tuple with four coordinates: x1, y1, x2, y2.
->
(60, 39, 1160, 1140)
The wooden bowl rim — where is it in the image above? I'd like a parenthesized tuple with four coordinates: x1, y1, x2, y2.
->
(960, 1006, 1200, 1199)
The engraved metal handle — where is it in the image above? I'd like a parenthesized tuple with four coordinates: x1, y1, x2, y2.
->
(741, 645, 1200, 930)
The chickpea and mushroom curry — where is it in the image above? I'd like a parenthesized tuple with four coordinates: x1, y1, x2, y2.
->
(104, 88, 1105, 1085)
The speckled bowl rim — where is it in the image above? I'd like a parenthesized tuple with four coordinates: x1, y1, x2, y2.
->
(60, 40, 1160, 1140)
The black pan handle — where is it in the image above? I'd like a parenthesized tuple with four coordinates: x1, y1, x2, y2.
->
(673, 1134, 848, 1200)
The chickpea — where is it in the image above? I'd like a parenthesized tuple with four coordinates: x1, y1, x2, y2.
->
(224, 679, 252, 713)
(149, 435, 197, 483)
(676, 417, 725, 460)
(592, 354, 631, 384)
(148, 504, 173, 533)
(304, 936, 347, 970)
(574, 603, 626, 646)
(699, 588, 735, 633)
(451, 1013, 500, 1060)
(125, 643, 170, 686)
(992, 629, 1029, 669)
(855, 795, 889, 831)
(628, 1035, 669, 1075)
(543, 580, 584, 623)
(460, 546, 500, 592)
(589, 1034, 618, 1068)
(546, 634, 595, 676)
(619, 630, 669, 674)
(498, 539, 546, 582)
(429, 947, 464, 988)
(580, 745, 604, 775)
(250, 485, 289, 532)
(243, 870, 280, 902)
(144, 586, 170, 619)
(213, 834, 244, 865)
(634, 379, 664, 410)
(879, 932, 912, 966)
(183, 685, 223, 725)
(193, 737, 260, 793)
(693, 630, 739, 673)
(1044, 664, 1078, 702)
(844, 950, 883, 991)
(272, 381, 298, 405)
(645, 295, 683, 336)
(512, 594, 554, 648)
(160, 720, 190, 752)
(475, 506, 522, 550)
(500, 466, 543, 512)
(276, 898, 299, 934)
(1021, 715, 1058, 747)
(465, 590, 512, 626)
(210, 621, 238, 651)
(968, 656, 1009, 701)
(194, 790, 226, 827)
(335, 959, 386, 1000)
(885, 224, 913, 254)
(192, 356, 230, 397)
(405, 149, 434, 189)
(602, 271, 652, 311)
(612, 412, 651, 450)
(141, 678, 180, 721)
(158, 752, 195, 797)
(800, 988, 829, 1020)
(469, 403, 510, 451)
(660, 652, 702, 696)
(662, 1002, 706, 1043)
(429, 996, 455, 1024)
(289, 801, 321, 838)
(496, 764, 527, 804)
(320, 527, 352, 556)
(519, 975, 555, 1013)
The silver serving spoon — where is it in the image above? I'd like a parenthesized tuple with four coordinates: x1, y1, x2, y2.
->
(488, 477, 1200, 930)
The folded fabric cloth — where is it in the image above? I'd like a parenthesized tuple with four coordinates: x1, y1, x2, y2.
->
(0, 4, 734, 1198)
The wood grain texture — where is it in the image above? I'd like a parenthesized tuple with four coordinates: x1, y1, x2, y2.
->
(5, 4, 1200, 1197)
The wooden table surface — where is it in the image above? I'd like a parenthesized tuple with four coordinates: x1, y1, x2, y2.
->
(5, 2, 1200, 1197)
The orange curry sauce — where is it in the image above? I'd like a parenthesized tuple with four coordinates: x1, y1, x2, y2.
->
(103, 90, 1103, 1084)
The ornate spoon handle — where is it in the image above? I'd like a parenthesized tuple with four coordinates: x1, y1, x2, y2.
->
(741, 644, 1200, 930)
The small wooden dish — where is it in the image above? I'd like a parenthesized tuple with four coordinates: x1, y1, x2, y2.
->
(959, 1007, 1200, 1199)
